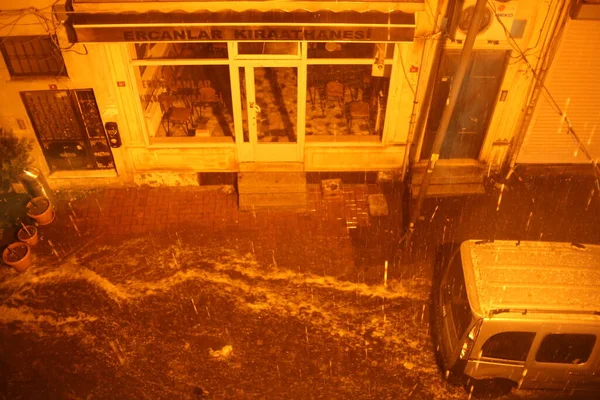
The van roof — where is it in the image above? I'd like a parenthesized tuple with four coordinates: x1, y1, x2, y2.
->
(460, 240, 600, 319)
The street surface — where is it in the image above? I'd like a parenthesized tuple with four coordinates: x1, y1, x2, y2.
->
(1, 172, 599, 399)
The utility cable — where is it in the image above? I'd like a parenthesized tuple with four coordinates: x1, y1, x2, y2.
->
(488, 0, 599, 175)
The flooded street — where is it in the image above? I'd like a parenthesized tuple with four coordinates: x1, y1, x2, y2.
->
(1, 232, 460, 399)
(1, 174, 599, 399)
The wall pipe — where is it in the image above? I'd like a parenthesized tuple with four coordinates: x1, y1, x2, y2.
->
(401, 0, 489, 248)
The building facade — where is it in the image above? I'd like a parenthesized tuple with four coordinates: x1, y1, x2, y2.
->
(1, 0, 589, 195)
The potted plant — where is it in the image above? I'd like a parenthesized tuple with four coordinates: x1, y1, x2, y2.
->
(0, 127, 33, 193)
(26, 196, 54, 226)
(17, 223, 38, 246)
(2, 242, 31, 272)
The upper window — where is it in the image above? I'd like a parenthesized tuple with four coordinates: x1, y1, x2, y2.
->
(307, 42, 394, 59)
(536, 334, 596, 364)
(481, 332, 536, 362)
(133, 43, 227, 60)
(0, 36, 67, 77)
(238, 42, 299, 56)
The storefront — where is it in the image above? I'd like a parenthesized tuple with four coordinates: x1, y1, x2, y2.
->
(65, 1, 420, 175)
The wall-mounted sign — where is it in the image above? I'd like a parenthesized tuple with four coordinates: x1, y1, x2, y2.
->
(73, 26, 415, 43)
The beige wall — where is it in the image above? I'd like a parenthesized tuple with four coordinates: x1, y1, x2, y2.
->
(408, 0, 560, 171)
(1, 0, 561, 189)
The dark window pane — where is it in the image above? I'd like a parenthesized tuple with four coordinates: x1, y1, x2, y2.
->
(0, 36, 67, 77)
(238, 42, 298, 55)
(133, 43, 228, 59)
(536, 334, 596, 364)
(482, 332, 536, 361)
(308, 42, 394, 59)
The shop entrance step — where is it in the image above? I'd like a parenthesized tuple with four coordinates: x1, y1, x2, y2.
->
(237, 172, 308, 210)
(410, 161, 487, 197)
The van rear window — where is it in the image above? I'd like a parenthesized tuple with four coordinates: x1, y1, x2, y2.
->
(446, 251, 472, 339)
(536, 334, 596, 364)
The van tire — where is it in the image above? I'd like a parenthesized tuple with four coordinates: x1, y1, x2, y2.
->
(467, 378, 513, 399)
(446, 370, 465, 386)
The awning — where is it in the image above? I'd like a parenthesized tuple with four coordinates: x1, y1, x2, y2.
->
(66, 1, 421, 43)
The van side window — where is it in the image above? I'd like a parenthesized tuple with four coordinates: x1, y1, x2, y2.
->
(535, 334, 596, 364)
(481, 332, 536, 361)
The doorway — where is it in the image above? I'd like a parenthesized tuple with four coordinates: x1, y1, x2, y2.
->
(420, 49, 509, 160)
(21, 89, 116, 172)
(237, 64, 301, 162)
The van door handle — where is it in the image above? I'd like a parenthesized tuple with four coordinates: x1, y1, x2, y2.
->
(568, 371, 587, 376)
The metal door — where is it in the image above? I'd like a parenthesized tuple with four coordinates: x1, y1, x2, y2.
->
(421, 50, 509, 160)
(21, 89, 115, 172)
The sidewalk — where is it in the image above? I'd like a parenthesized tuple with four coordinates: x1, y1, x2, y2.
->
(9, 182, 402, 282)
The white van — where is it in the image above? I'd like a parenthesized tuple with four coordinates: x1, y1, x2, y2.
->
(433, 240, 600, 398)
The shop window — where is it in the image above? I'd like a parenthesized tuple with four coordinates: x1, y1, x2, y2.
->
(0, 36, 67, 77)
(306, 64, 390, 138)
(536, 334, 596, 364)
(481, 332, 536, 362)
(237, 42, 299, 56)
(307, 43, 393, 59)
(133, 42, 228, 59)
(135, 64, 235, 141)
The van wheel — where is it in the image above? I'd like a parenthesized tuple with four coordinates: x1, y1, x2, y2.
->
(467, 378, 513, 399)
(445, 370, 465, 386)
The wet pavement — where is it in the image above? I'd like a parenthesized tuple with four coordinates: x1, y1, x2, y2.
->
(1, 171, 599, 399)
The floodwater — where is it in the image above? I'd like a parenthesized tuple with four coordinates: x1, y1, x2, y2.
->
(1, 174, 599, 399)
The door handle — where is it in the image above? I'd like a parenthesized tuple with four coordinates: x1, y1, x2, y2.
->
(251, 102, 261, 113)
(568, 371, 588, 376)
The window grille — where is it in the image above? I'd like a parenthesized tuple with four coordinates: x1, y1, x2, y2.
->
(0, 36, 68, 77)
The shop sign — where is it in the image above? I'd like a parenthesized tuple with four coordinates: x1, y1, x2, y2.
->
(74, 26, 414, 43)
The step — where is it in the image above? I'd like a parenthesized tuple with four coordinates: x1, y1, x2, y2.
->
(238, 172, 307, 194)
(411, 183, 486, 198)
(411, 163, 487, 185)
(239, 162, 304, 172)
(238, 192, 308, 211)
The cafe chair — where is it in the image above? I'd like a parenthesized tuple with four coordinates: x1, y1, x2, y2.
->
(321, 81, 345, 117)
(158, 93, 194, 137)
(192, 87, 221, 119)
(347, 101, 371, 134)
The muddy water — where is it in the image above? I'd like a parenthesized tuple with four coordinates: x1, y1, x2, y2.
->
(0, 233, 464, 399)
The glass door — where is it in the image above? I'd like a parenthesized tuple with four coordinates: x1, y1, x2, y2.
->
(238, 64, 301, 162)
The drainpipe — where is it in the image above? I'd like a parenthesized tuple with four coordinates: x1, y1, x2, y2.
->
(401, 0, 489, 248)
(400, 39, 428, 183)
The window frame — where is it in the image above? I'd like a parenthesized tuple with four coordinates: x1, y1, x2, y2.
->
(535, 333, 597, 365)
(480, 331, 536, 362)
(127, 41, 400, 146)
(0, 35, 68, 78)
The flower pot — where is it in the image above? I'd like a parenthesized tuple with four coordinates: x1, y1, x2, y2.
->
(18, 225, 38, 246)
(26, 196, 55, 226)
(2, 242, 31, 272)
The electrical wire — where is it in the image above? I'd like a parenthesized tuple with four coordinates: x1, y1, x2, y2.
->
(396, 43, 416, 96)
(488, 0, 599, 171)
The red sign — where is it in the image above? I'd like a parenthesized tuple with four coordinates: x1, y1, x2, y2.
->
(117, 81, 126, 87)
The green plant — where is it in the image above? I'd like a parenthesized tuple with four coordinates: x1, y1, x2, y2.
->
(0, 128, 33, 191)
